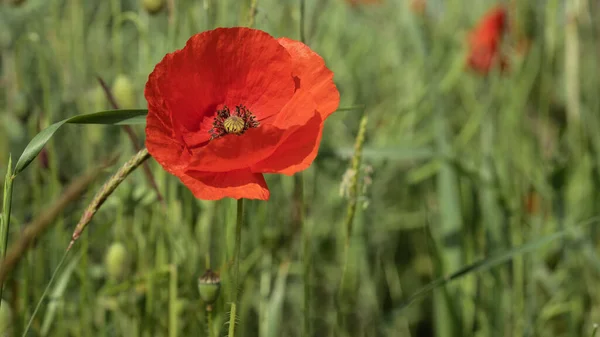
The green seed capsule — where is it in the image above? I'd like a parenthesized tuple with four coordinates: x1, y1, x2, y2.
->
(86, 85, 107, 112)
(142, 0, 165, 14)
(0, 300, 13, 337)
(198, 270, 221, 308)
(111, 74, 136, 109)
(104, 242, 129, 281)
(8, 0, 26, 7)
(12, 92, 28, 119)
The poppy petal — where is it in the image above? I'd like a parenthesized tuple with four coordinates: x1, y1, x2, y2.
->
(277, 38, 340, 120)
(146, 113, 189, 175)
(146, 28, 296, 150)
(252, 112, 323, 175)
(187, 83, 322, 173)
(145, 58, 191, 174)
(179, 169, 270, 200)
(186, 124, 289, 173)
(265, 85, 319, 129)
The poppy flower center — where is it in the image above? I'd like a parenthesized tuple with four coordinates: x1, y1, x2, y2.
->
(209, 105, 260, 140)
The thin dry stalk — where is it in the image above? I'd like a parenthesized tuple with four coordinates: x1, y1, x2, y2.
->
(246, 0, 258, 27)
(67, 148, 151, 250)
(0, 156, 117, 285)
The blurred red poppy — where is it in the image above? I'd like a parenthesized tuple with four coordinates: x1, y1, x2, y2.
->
(145, 28, 340, 200)
(524, 190, 540, 215)
(524, 190, 549, 219)
(467, 5, 508, 74)
(410, 0, 426, 15)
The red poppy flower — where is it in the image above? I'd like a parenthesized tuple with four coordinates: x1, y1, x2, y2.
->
(524, 190, 549, 219)
(144, 28, 340, 200)
(410, 0, 426, 15)
(467, 5, 508, 74)
(524, 190, 540, 215)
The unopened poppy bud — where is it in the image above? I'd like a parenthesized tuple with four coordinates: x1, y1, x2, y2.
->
(12, 92, 28, 119)
(111, 74, 136, 109)
(142, 0, 165, 14)
(8, 0, 26, 6)
(85, 86, 107, 112)
(104, 242, 129, 281)
(0, 300, 13, 337)
(197, 269, 221, 309)
(262, 227, 281, 250)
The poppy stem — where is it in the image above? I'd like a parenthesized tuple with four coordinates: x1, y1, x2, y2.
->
(205, 219, 214, 337)
(228, 198, 244, 337)
(206, 310, 214, 337)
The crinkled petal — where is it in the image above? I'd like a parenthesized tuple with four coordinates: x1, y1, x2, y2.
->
(145, 55, 191, 174)
(187, 124, 288, 173)
(145, 28, 295, 150)
(263, 86, 318, 129)
(146, 111, 189, 175)
(277, 38, 340, 120)
(179, 169, 269, 200)
(252, 111, 323, 175)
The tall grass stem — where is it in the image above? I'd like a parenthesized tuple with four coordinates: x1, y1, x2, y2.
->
(21, 250, 69, 337)
(0, 156, 13, 305)
(228, 199, 244, 337)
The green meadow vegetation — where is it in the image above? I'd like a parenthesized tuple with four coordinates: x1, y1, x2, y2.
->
(1, 0, 600, 336)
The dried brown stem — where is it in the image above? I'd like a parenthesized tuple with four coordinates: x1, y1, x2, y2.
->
(0, 156, 118, 285)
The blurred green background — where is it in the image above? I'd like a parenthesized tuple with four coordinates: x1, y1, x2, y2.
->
(2, 0, 600, 336)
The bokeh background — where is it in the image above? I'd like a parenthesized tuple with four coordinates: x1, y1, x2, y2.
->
(1, 0, 600, 336)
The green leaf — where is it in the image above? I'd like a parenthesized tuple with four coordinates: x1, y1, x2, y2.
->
(14, 109, 147, 175)
(399, 216, 600, 310)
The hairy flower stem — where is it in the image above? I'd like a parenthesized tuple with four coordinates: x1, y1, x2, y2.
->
(207, 310, 214, 337)
(206, 227, 214, 337)
(228, 199, 244, 337)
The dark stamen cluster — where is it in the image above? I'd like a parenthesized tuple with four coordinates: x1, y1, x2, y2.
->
(209, 105, 260, 140)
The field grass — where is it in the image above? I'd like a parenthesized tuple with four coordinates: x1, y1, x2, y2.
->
(2, 0, 600, 336)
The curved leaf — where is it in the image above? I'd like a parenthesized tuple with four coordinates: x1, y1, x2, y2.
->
(398, 215, 600, 310)
(14, 109, 148, 175)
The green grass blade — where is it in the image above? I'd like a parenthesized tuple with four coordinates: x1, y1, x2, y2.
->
(14, 109, 148, 175)
(265, 262, 290, 337)
(399, 220, 598, 310)
(0, 155, 13, 305)
(433, 103, 464, 337)
(22, 250, 70, 337)
(40, 252, 82, 336)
